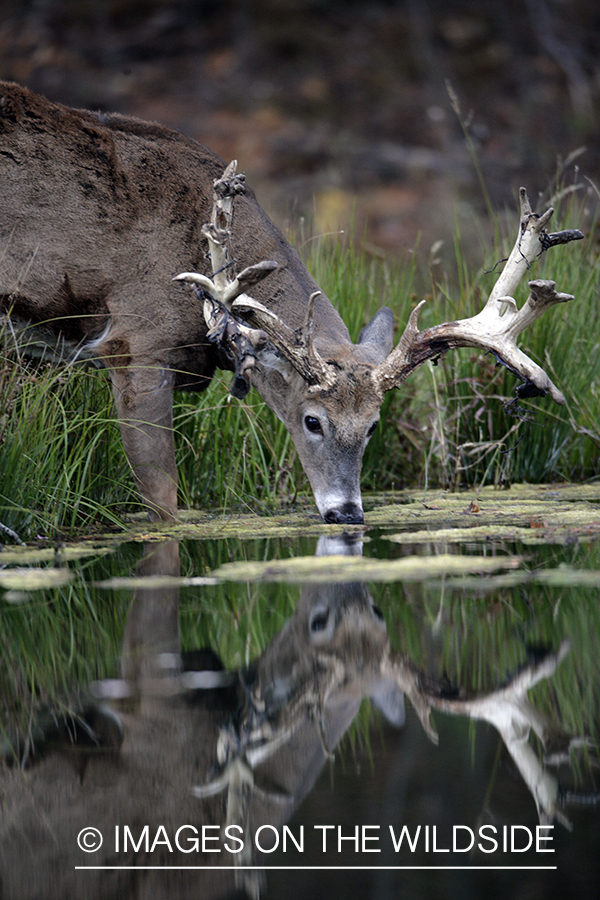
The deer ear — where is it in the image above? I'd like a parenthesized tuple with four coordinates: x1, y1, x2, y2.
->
(369, 680, 406, 727)
(357, 308, 395, 361)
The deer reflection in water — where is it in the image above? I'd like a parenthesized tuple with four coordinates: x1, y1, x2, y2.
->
(1, 537, 595, 900)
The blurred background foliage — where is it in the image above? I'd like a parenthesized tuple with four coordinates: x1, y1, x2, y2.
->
(0, 0, 599, 255)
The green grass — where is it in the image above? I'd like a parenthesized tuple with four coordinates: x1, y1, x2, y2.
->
(173, 371, 302, 515)
(422, 193, 600, 489)
(1, 185, 599, 538)
(0, 348, 138, 537)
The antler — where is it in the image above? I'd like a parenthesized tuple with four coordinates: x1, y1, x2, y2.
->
(176, 160, 279, 311)
(175, 160, 337, 392)
(232, 290, 338, 390)
(372, 188, 584, 402)
(385, 639, 598, 828)
(420, 640, 584, 828)
(175, 160, 281, 397)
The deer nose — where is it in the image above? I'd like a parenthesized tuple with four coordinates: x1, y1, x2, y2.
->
(324, 503, 364, 525)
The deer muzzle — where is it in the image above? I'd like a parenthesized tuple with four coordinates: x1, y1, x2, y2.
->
(323, 501, 364, 526)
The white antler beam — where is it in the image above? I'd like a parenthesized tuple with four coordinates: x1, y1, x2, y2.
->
(372, 188, 584, 403)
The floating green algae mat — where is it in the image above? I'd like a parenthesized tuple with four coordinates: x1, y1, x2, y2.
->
(0, 543, 115, 566)
(129, 511, 337, 542)
(209, 552, 523, 583)
(101, 481, 600, 542)
(369, 482, 600, 544)
(369, 481, 600, 523)
(1, 482, 599, 563)
(0, 566, 74, 592)
(387, 520, 600, 547)
(129, 482, 600, 544)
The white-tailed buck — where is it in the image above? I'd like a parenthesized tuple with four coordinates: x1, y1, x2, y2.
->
(0, 82, 583, 523)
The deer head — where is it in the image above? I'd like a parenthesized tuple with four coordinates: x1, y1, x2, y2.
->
(177, 167, 583, 523)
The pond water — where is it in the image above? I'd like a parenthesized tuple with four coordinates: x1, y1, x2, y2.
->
(1, 485, 599, 900)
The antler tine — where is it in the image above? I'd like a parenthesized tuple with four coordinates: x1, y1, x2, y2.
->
(386, 640, 586, 827)
(174, 161, 281, 397)
(299, 290, 338, 388)
(233, 291, 337, 390)
(420, 640, 575, 828)
(176, 160, 336, 391)
(370, 300, 426, 395)
(201, 158, 242, 299)
(382, 652, 439, 745)
(175, 160, 278, 316)
(372, 188, 583, 403)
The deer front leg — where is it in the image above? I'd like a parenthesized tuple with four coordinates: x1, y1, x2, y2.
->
(109, 362, 178, 520)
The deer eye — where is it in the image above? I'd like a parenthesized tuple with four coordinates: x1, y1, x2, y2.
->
(372, 604, 384, 621)
(367, 421, 378, 437)
(310, 609, 330, 632)
(305, 415, 323, 435)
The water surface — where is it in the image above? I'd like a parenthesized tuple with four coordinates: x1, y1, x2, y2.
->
(1, 485, 599, 899)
